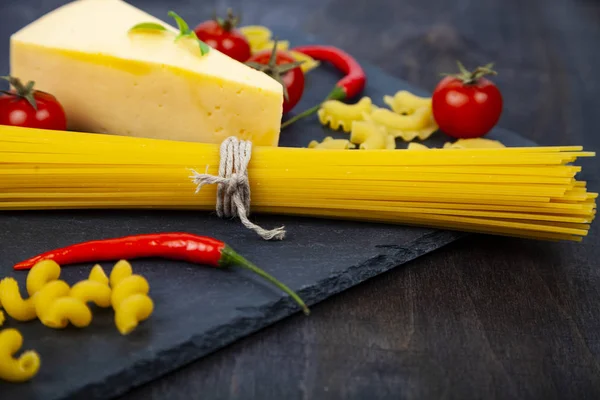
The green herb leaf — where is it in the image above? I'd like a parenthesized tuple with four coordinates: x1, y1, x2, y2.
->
(189, 31, 210, 55)
(129, 22, 167, 33)
(168, 11, 191, 41)
(198, 40, 210, 55)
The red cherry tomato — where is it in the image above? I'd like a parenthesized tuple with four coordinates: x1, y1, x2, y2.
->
(247, 49, 305, 114)
(432, 63, 503, 139)
(193, 10, 251, 63)
(0, 77, 67, 131)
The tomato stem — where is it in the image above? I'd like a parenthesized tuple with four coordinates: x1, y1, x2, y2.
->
(0, 76, 38, 111)
(443, 61, 497, 85)
(245, 39, 304, 102)
(215, 8, 241, 32)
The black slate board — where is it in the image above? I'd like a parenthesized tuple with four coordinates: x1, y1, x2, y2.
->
(0, 6, 535, 400)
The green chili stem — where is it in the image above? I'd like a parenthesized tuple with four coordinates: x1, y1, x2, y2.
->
(280, 86, 346, 129)
(281, 104, 321, 129)
(220, 246, 310, 315)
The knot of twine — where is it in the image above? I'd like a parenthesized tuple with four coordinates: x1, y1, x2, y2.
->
(190, 136, 286, 240)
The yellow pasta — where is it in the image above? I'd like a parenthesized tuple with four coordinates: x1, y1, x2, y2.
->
(253, 39, 290, 53)
(444, 138, 506, 149)
(287, 50, 320, 73)
(317, 90, 438, 142)
(407, 142, 430, 150)
(89, 264, 110, 286)
(349, 120, 397, 150)
(318, 97, 374, 132)
(0, 283, 4, 326)
(350, 120, 383, 145)
(109, 260, 154, 335)
(109, 260, 133, 288)
(0, 278, 37, 322)
(409, 139, 506, 150)
(26, 260, 61, 297)
(383, 90, 432, 115)
(385, 134, 396, 150)
(349, 121, 385, 150)
(308, 136, 355, 149)
(115, 294, 154, 335)
(369, 107, 438, 141)
(238, 25, 272, 49)
(70, 280, 112, 308)
(111, 275, 149, 309)
(0, 126, 596, 242)
(239, 25, 319, 73)
(0, 328, 41, 383)
(34, 280, 69, 321)
(34, 280, 92, 328)
(361, 132, 387, 150)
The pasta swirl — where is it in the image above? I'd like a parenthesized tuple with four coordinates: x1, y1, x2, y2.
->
(27, 260, 101, 329)
(34, 280, 92, 329)
(26, 260, 61, 297)
(0, 328, 40, 383)
(0, 278, 37, 322)
(109, 260, 154, 335)
(70, 265, 112, 309)
(0, 260, 64, 322)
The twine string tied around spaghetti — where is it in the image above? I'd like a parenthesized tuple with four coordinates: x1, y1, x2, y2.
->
(190, 136, 286, 241)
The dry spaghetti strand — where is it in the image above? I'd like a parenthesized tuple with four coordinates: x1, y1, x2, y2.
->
(0, 125, 596, 242)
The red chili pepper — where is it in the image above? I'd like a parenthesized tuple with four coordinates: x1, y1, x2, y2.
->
(280, 44, 366, 129)
(13, 233, 310, 315)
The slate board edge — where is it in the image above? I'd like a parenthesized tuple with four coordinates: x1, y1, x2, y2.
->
(60, 229, 464, 400)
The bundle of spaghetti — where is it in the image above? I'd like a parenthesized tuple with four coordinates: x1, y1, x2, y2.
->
(0, 126, 596, 242)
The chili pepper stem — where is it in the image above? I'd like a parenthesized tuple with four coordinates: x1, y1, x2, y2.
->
(280, 104, 321, 129)
(281, 86, 346, 129)
(220, 246, 310, 315)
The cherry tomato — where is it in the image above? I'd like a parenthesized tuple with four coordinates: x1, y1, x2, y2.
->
(0, 77, 67, 131)
(247, 48, 305, 114)
(193, 9, 251, 63)
(432, 62, 503, 139)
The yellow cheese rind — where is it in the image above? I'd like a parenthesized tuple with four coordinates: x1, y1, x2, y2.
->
(10, 0, 283, 146)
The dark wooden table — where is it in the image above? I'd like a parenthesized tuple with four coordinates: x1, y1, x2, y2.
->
(11, 0, 599, 398)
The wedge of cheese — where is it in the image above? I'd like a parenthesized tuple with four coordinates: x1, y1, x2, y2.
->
(10, 0, 283, 146)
